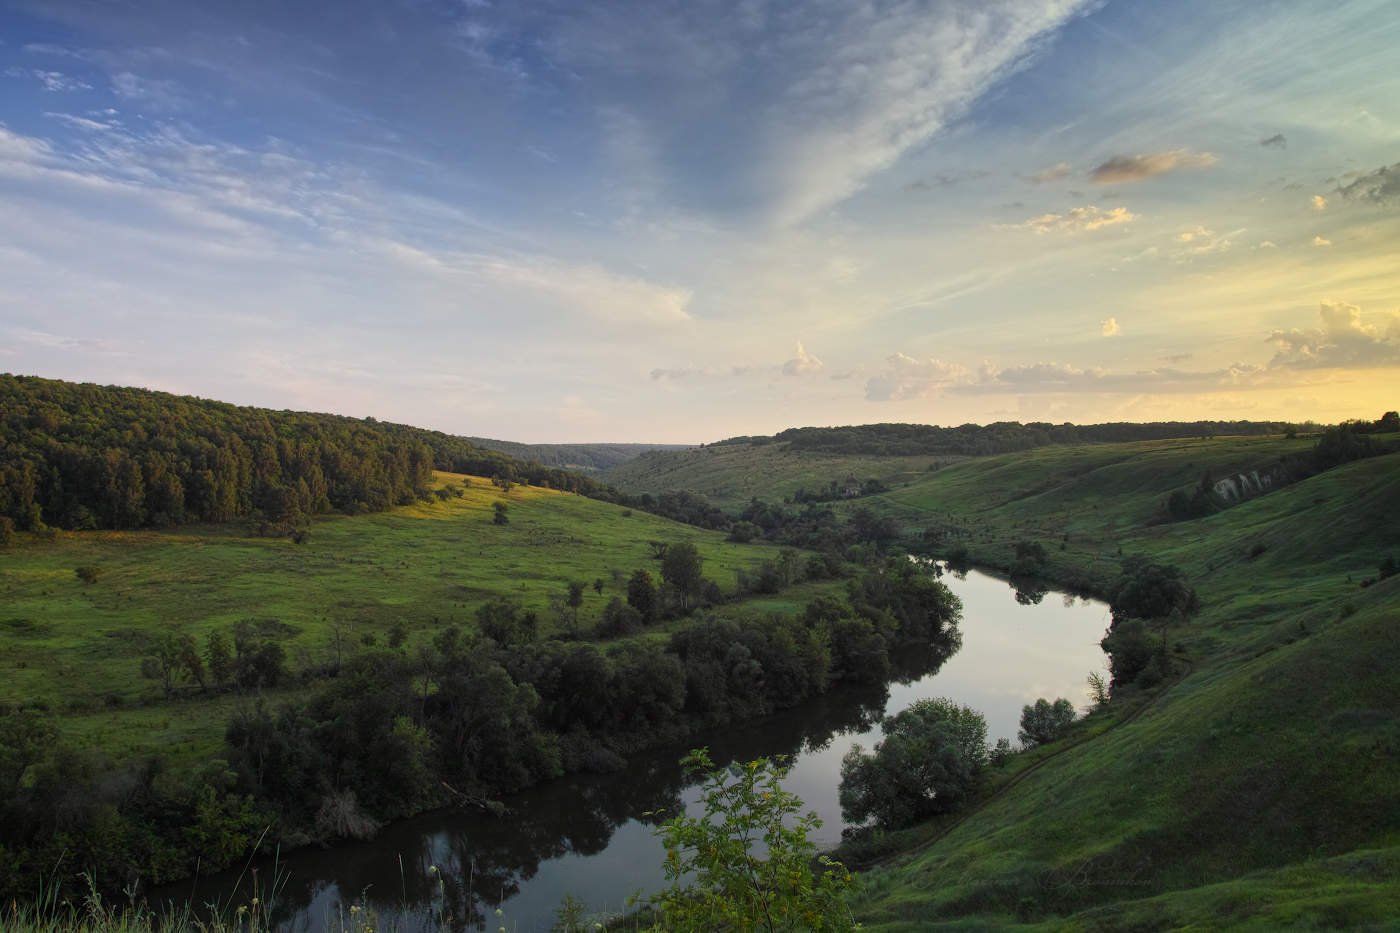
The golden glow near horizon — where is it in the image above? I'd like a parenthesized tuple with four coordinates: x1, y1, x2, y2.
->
(1, 0, 1397, 441)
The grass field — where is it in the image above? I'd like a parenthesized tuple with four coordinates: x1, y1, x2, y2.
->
(603, 442, 946, 510)
(831, 439, 1400, 928)
(0, 471, 822, 764)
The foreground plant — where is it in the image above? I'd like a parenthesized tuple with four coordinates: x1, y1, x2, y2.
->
(644, 749, 856, 932)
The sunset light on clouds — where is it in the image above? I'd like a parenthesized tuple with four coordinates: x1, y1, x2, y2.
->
(2, 0, 1398, 441)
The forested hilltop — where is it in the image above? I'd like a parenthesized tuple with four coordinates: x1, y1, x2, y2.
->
(0, 374, 623, 532)
(741, 419, 1309, 456)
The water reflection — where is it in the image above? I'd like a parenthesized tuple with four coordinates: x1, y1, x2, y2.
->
(161, 569, 1106, 931)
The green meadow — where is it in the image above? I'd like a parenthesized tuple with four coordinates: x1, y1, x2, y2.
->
(0, 472, 813, 764)
(604, 442, 944, 510)
(836, 439, 1400, 928)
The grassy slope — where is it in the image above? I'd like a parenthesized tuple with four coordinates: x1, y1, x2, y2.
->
(462, 438, 693, 473)
(839, 439, 1400, 928)
(603, 442, 946, 510)
(0, 471, 817, 766)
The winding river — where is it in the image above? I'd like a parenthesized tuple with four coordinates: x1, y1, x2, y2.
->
(161, 567, 1109, 931)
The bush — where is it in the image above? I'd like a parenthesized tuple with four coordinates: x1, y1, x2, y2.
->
(727, 520, 760, 543)
(839, 697, 988, 829)
(645, 750, 856, 931)
(1109, 557, 1200, 627)
(597, 597, 643, 638)
(74, 565, 103, 584)
(1100, 620, 1169, 689)
(1018, 698, 1076, 747)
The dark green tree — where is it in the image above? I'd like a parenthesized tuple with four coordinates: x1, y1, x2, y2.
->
(661, 542, 705, 610)
(627, 569, 659, 624)
(839, 697, 988, 828)
(567, 581, 586, 632)
(1018, 697, 1076, 747)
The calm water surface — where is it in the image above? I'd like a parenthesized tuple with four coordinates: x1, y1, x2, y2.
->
(162, 568, 1108, 931)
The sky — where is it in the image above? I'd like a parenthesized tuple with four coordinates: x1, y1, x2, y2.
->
(1, 0, 1398, 443)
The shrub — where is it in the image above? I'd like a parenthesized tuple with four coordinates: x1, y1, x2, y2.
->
(74, 565, 103, 584)
(645, 750, 856, 931)
(839, 697, 988, 829)
(1018, 698, 1076, 747)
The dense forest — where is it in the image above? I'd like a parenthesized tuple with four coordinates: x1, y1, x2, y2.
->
(726, 419, 1312, 456)
(0, 375, 623, 532)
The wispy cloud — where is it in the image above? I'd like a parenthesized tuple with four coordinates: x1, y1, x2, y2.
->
(1089, 149, 1217, 184)
(1029, 161, 1072, 184)
(1259, 133, 1287, 149)
(1015, 205, 1136, 233)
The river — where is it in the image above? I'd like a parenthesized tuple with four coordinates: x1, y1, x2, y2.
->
(159, 567, 1108, 931)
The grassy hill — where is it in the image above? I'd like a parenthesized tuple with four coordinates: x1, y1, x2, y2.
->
(0, 471, 814, 766)
(829, 438, 1400, 928)
(604, 442, 944, 510)
(464, 437, 693, 474)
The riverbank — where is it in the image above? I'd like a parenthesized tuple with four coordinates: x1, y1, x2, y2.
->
(841, 444, 1400, 928)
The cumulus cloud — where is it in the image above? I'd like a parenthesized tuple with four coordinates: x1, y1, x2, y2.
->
(1267, 301, 1400, 369)
(782, 340, 824, 376)
(1175, 226, 1212, 242)
(1016, 205, 1136, 233)
(1029, 161, 1072, 184)
(1336, 162, 1400, 206)
(865, 353, 969, 401)
(1101, 317, 1120, 336)
(1257, 240, 1278, 249)
(1312, 194, 1327, 211)
(1312, 235, 1331, 247)
(1089, 149, 1218, 184)
(1259, 134, 1287, 149)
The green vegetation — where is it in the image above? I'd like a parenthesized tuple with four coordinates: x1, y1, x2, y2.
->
(839, 698, 989, 830)
(0, 473, 782, 724)
(829, 431, 1400, 928)
(605, 442, 937, 511)
(1, 439, 964, 903)
(1017, 698, 1076, 749)
(463, 437, 692, 474)
(643, 750, 856, 932)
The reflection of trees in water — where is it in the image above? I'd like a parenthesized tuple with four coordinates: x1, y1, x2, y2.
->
(194, 638, 960, 930)
(1013, 576, 1048, 605)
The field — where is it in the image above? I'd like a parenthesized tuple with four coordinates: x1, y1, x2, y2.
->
(604, 442, 945, 509)
(0, 471, 818, 764)
(830, 438, 1400, 928)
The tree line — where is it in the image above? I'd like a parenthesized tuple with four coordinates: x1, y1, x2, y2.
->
(741, 419, 1308, 457)
(0, 375, 636, 534)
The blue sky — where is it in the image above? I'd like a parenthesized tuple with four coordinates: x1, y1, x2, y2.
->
(2, 0, 1398, 441)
